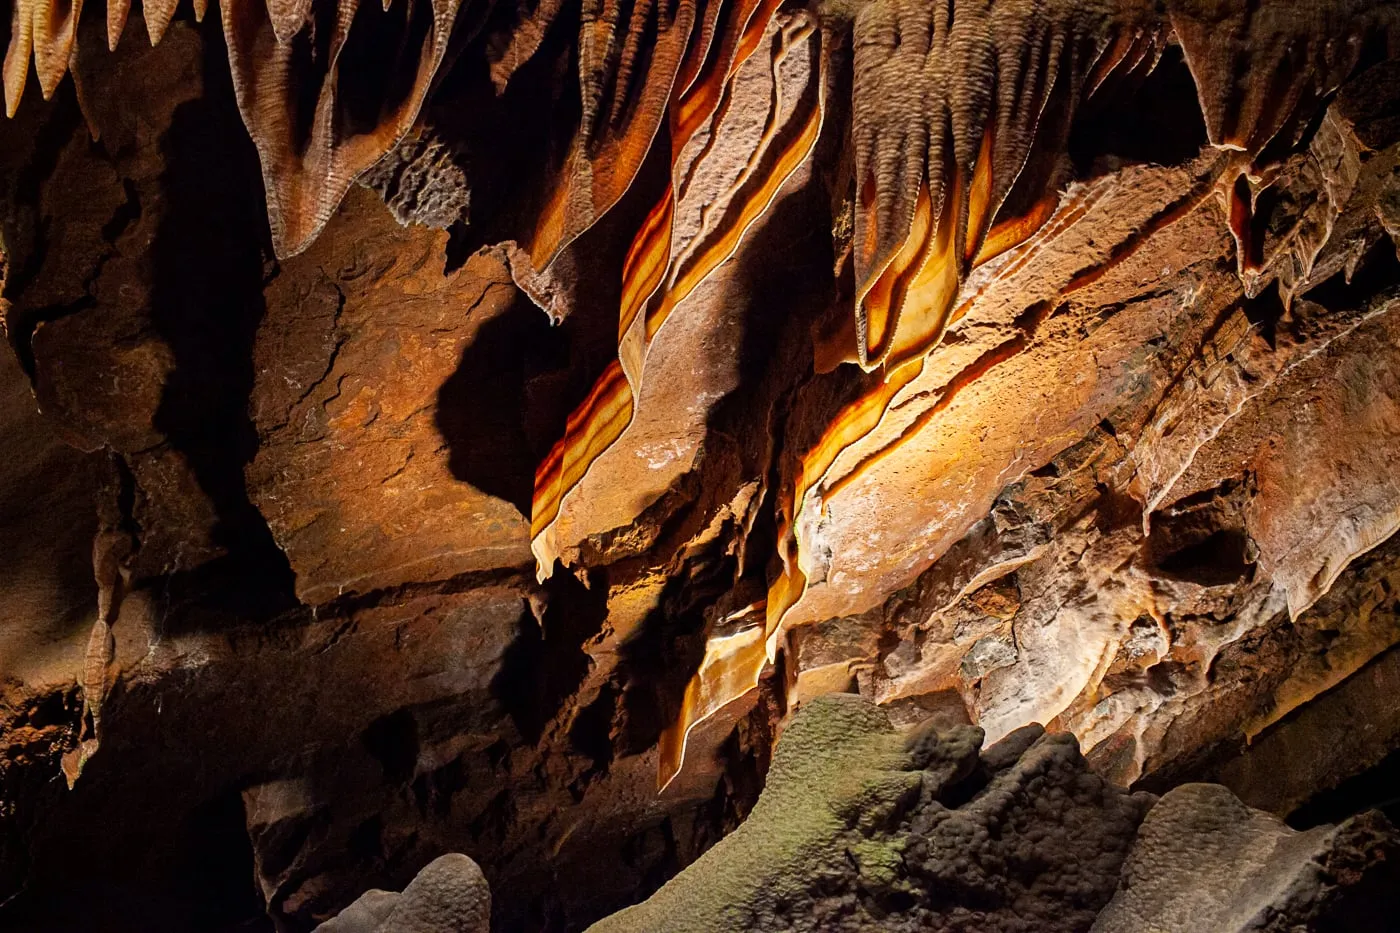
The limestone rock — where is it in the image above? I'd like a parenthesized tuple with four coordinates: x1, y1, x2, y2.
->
(314, 889, 400, 933)
(246, 189, 534, 604)
(314, 854, 491, 933)
(1092, 784, 1400, 932)
(3, 1, 1400, 930)
(589, 694, 1153, 933)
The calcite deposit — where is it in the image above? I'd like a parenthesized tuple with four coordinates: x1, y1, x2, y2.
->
(314, 697, 1400, 933)
(3, 0, 1400, 930)
(314, 854, 492, 933)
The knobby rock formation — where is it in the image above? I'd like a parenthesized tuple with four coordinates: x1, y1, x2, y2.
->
(315, 697, 1400, 932)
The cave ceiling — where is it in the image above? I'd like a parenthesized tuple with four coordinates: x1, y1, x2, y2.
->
(3, 0, 1400, 929)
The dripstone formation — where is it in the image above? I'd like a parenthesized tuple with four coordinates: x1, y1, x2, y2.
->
(313, 854, 492, 933)
(4, 0, 1400, 930)
(312, 697, 1400, 932)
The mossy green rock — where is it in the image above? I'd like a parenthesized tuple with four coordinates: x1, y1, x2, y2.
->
(588, 694, 1151, 933)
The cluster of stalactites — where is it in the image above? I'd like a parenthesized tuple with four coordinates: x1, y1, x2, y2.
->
(8, 0, 1396, 277)
(6, 0, 1400, 791)
(848, 0, 1163, 374)
(1173, 0, 1400, 287)
(765, 0, 1400, 655)
(747, 0, 1400, 794)
(845, 0, 1400, 377)
(5, 0, 462, 257)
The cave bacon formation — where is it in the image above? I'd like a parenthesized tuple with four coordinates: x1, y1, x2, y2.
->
(6, 0, 1400, 794)
(527, 0, 826, 576)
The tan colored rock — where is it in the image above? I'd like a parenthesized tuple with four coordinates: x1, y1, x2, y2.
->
(4, 2, 1400, 928)
(313, 854, 490, 933)
(532, 10, 823, 573)
(1092, 784, 1400, 933)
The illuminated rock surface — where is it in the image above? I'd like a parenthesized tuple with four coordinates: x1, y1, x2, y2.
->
(590, 694, 1154, 933)
(3, 1, 1400, 930)
(1092, 784, 1400, 933)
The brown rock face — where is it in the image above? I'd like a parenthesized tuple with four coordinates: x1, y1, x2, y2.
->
(247, 192, 533, 603)
(3, 1, 1400, 931)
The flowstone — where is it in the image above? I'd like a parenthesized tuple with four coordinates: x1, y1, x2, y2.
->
(588, 693, 1154, 933)
(1092, 783, 1400, 933)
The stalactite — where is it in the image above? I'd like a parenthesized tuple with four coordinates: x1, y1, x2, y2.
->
(4, 0, 85, 115)
(762, 0, 1400, 683)
(530, 4, 823, 575)
(848, 0, 1164, 374)
(657, 615, 766, 790)
(522, 0, 700, 275)
(5, 0, 466, 257)
(1169, 0, 1400, 285)
(220, 0, 465, 257)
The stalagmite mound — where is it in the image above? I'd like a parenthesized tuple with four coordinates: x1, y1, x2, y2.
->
(314, 854, 491, 933)
(313, 697, 1400, 932)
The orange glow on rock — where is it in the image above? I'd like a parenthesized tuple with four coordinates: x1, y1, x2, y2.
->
(767, 133, 1048, 659)
(531, 9, 823, 574)
(657, 608, 768, 791)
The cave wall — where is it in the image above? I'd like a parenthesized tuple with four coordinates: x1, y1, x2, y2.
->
(2, 1, 1400, 931)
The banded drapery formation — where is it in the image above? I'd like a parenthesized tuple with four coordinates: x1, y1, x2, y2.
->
(5, 5, 1400, 927)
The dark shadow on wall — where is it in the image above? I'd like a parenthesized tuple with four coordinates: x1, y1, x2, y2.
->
(146, 15, 297, 616)
(435, 293, 560, 517)
(1069, 44, 1209, 174)
(0, 780, 274, 933)
(492, 567, 609, 745)
(1290, 744, 1400, 831)
(434, 107, 680, 524)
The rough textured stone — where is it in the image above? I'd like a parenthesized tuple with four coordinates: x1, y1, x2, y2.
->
(1211, 645, 1400, 816)
(361, 128, 472, 231)
(1092, 784, 1400, 933)
(2, 3, 1400, 931)
(590, 694, 1152, 933)
(588, 700, 1398, 933)
(314, 854, 490, 933)
(247, 188, 534, 604)
(313, 889, 401, 933)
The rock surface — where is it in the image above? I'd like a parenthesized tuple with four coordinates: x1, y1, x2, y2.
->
(314, 854, 491, 933)
(590, 694, 1153, 933)
(1092, 784, 1400, 933)
(2, 2, 1400, 931)
(590, 696, 1399, 933)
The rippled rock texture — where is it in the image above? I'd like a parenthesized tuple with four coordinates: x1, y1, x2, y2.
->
(3, 1, 1400, 930)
